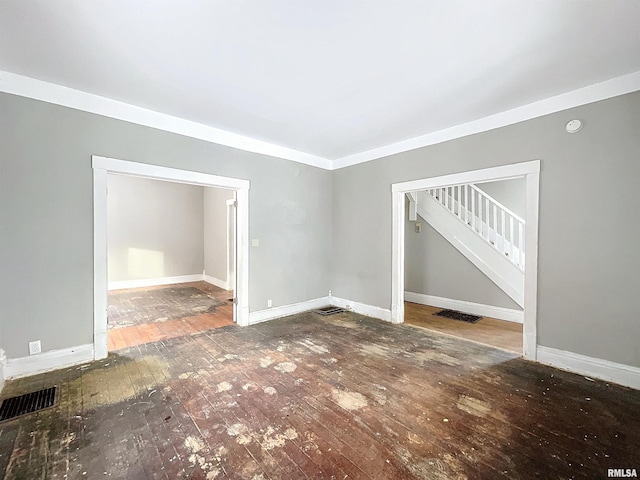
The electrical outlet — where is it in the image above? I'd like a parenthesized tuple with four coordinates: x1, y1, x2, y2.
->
(29, 340, 41, 355)
(251, 239, 260, 247)
(415, 222, 422, 233)
(267, 299, 272, 308)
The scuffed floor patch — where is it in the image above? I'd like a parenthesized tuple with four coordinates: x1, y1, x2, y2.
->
(331, 389, 368, 411)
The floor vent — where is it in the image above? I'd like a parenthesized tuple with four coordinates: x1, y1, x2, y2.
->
(0, 386, 57, 422)
(435, 309, 482, 324)
(314, 306, 345, 316)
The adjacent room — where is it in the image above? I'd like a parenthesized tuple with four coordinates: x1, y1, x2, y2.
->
(106, 174, 236, 351)
(404, 177, 527, 354)
(1, 1, 639, 478)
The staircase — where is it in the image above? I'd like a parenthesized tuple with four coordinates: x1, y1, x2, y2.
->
(407, 183, 525, 307)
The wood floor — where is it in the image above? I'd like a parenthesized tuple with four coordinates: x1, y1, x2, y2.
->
(1, 310, 639, 479)
(405, 302, 523, 353)
(108, 282, 234, 351)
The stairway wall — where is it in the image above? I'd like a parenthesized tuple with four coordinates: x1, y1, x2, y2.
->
(331, 90, 640, 368)
(476, 177, 526, 219)
(405, 207, 522, 310)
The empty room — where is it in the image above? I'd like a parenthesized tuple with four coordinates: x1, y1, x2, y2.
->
(106, 174, 236, 351)
(1, 1, 639, 479)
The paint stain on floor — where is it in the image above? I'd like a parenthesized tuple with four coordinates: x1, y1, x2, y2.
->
(1, 311, 639, 479)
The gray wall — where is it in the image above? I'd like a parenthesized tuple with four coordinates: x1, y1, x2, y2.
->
(332, 91, 640, 368)
(0, 93, 332, 358)
(204, 187, 235, 284)
(1, 89, 639, 370)
(405, 204, 521, 310)
(107, 174, 204, 283)
(477, 177, 526, 218)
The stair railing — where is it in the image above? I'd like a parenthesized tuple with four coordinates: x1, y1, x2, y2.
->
(427, 184, 525, 270)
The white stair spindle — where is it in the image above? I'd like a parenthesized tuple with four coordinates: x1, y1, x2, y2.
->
(501, 209, 506, 252)
(520, 221, 525, 268)
(485, 196, 489, 237)
(509, 216, 515, 260)
(492, 203, 498, 244)
(464, 185, 469, 224)
(471, 189, 476, 230)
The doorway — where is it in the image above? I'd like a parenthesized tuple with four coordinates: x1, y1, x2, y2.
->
(92, 156, 250, 361)
(391, 161, 540, 359)
(105, 175, 237, 351)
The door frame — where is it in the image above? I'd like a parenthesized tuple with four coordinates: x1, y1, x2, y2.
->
(226, 197, 237, 293)
(391, 160, 540, 359)
(92, 156, 251, 360)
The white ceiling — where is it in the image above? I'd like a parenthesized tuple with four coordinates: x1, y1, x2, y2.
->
(1, 0, 639, 166)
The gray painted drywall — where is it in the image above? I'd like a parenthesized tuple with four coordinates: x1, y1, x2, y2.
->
(107, 175, 204, 283)
(476, 177, 526, 219)
(0, 93, 331, 358)
(332, 91, 640, 368)
(405, 203, 521, 310)
(204, 187, 235, 284)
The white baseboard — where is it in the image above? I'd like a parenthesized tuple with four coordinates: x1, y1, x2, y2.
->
(0, 349, 6, 393)
(537, 346, 640, 390)
(5, 344, 94, 379)
(330, 297, 392, 323)
(249, 297, 330, 325)
(203, 274, 230, 291)
(108, 274, 204, 291)
(404, 292, 524, 324)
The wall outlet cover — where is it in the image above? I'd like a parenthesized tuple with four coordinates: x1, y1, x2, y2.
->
(29, 340, 41, 356)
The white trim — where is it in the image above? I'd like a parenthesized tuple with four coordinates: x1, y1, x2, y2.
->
(93, 166, 109, 360)
(0, 71, 331, 170)
(203, 274, 230, 291)
(93, 156, 250, 190)
(391, 191, 405, 325)
(226, 197, 237, 294)
(537, 346, 640, 390)
(93, 156, 251, 360)
(333, 71, 640, 169)
(109, 274, 204, 291)
(523, 171, 540, 359)
(404, 292, 524, 324)
(248, 297, 330, 325)
(3, 70, 638, 171)
(331, 297, 392, 323)
(0, 349, 6, 393)
(391, 161, 540, 360)
(392, 160, 539, 193)
(5, 344, 94, 379)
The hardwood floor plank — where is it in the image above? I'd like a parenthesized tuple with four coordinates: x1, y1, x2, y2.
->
(2, 310, 639, 479)
(404, 301, 523, 353)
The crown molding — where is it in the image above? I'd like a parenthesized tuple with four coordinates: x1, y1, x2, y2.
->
(2, 69, 639, 171)
(0, 70, 332, 170)
(331, 70, 640, 170)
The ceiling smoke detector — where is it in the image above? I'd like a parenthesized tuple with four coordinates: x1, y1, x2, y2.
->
(565, 119, 583, 133)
